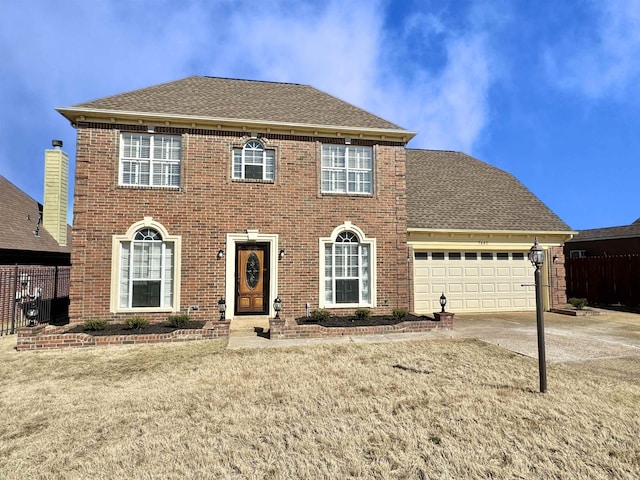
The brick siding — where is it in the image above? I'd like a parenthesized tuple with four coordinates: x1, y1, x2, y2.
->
(16, 321, 229, 351)
(70, 125, 409, 323)
(548, 246, 567, 309)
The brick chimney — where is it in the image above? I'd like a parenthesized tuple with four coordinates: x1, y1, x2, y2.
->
(42, 140, 68, 246)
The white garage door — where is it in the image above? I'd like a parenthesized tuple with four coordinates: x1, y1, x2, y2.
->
(414, 251, 537, 313)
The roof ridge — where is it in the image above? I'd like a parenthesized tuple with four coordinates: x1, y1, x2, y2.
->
(201, 75, 307, 87)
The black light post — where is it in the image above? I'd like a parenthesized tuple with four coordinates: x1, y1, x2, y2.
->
(528, 238, 547, 393)
(218, 298, 226, 321)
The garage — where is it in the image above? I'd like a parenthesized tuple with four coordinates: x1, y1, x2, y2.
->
(413, 251, 537, 313)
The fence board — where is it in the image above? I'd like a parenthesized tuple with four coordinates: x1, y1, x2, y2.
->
(566, 255, 640, 308)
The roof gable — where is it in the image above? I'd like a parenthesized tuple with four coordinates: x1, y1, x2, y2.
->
(406, 150, 571, 232)
(568, 223, 640, 242)
(0, 176, 71, 254)
(59, 76, 412, 138)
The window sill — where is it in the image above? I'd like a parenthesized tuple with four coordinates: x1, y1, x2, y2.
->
(321, 191, 373, 197)
(232, 178, 275, 184)
(114, 307, 177, 314)
(321, 303, 374, 309)
(118, 185, 180, 191)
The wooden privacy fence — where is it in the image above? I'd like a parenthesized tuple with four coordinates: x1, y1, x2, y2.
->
(566, 255, 640, 308)
(0, 265, 70, 335)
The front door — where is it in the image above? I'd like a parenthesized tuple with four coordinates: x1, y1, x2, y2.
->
(236, 243, 269, 314)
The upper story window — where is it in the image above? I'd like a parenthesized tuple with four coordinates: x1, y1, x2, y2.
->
(233, 140, 275, 181)
(120, 133, 181, 188)
(321, 145, 373, 194)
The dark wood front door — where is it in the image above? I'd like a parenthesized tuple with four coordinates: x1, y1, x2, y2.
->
(236, 243, 269, 314)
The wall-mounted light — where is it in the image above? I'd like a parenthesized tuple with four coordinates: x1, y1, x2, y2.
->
(552, 255, 558, 263)
(217, 249, 224, 259)
(344, 137, 352, 145)
(147, 125, 155, 133)
(279, 249, 286, 259)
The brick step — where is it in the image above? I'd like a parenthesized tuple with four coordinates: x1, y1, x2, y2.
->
(229, 315, 270, 332)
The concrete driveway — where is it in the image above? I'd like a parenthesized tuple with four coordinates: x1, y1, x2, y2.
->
(453, 309, 640, 363)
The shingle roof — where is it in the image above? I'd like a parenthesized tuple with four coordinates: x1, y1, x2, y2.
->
(67, 76, 407, 131)
(406, 149, 571, 231)
(567, 223, 640, 242)
(0, 176, 71, 254)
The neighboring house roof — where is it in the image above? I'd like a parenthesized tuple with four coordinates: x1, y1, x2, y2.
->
(567, 222, 640, 242)
(0, 176, 71, 254)
(406, 149, 571, 232)
(58, 76, 412, 137)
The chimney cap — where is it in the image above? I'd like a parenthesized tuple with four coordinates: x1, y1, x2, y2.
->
(52, 139, 63, 148)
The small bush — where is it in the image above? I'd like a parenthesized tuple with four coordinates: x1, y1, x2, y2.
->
(83, 319, 107, 331)
(125, 316, 149, 329)
(392, 308, 408, 321)
(167, 314, 191, 328)
(310, 309, 331, 322)
(568, 298, 588, 310)
(355, 309, 371, 321)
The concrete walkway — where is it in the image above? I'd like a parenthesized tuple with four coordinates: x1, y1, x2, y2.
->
(227, 309, 640, 363)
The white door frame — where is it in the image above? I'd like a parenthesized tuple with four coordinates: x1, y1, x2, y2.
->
(225, 230, 279, 320)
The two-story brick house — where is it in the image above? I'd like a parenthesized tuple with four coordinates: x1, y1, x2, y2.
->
(57, 76, 415, 323)
(57, 76, 574, 325)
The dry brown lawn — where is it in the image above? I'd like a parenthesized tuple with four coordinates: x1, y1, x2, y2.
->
(0, 335, 638, 479)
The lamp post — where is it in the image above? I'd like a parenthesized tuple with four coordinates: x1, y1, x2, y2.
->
(218, 298, 226, 321)
(528, 238, 547, 393)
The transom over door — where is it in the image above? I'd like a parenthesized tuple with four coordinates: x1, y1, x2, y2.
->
(236, 243, 269, 314)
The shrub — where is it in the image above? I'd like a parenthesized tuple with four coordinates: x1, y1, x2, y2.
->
(310, 309, 331, 322)
(83, 319, 107, 331)
(392, 308, 408, 321)
(568, 298, 588, 310)
(167, 314, 191, 328)
(125, 316, 149, 329)
(355, 309, 371, 321)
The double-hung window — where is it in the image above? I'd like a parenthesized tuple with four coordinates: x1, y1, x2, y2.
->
(119, 228, 174, 309)
(233, 140, 275, 181)
(321, 145, 373, 194)
(321, 224, 376, 307)
(120, 133, 181, 187)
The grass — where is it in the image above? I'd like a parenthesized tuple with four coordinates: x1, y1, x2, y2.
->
(0, 335, 638, 479)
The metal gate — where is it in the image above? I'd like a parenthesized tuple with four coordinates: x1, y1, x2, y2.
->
(0, 265, 70, 335)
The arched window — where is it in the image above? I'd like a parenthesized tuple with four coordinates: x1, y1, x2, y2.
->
(119, 227, 174, 309)
(232, 140, 275, 181)
(321, 225, 375, 306)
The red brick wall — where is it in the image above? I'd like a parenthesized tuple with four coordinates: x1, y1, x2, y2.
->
(548, 246, 567, 309)
(70, 124, 408, 323)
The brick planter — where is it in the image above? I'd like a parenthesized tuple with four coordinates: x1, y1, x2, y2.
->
(16, 321, 230, 351)
(269, 316, 452, 340)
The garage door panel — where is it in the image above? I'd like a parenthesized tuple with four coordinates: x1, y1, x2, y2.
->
(413, 251, 536, 314)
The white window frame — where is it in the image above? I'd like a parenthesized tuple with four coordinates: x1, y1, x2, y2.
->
(232, 140, 275, 181)
(321, 144, 373, 194)
(119, 133, 182, 188)
(319, 222, 376, 308)
(110, 217, 182, 313)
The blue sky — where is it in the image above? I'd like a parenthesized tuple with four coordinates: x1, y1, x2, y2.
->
(1, 0, 639, 230)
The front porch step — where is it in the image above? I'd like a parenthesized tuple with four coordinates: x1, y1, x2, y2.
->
(229, 315, 270, 333)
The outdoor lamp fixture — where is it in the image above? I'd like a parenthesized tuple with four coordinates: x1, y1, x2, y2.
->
(273, 297, 282, 318)
(217, 249, 224, 259)
(439, 293, 447, 313)
(218, 298, 226, 321)
(279, 249, 286, 259)
(26, 299, 39, 327)
(528, 238, 547, 393)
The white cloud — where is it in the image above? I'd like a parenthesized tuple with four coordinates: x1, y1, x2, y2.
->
(544, 0, 640, 99)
